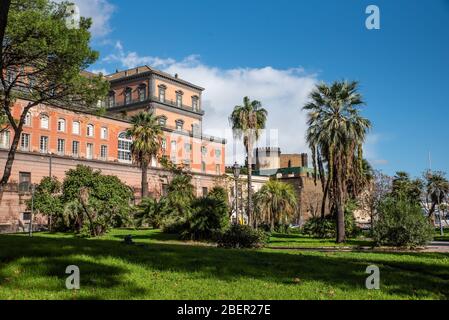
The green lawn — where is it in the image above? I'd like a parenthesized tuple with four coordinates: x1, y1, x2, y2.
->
(268, 232, 374, 248)
(0, 229, 448, 300)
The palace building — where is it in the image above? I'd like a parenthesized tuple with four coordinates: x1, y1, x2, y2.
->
(0, 66, 226, 231)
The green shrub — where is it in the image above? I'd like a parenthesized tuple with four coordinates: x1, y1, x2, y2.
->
(217, 224, 269, 249)
(373, 197, 433, 248)
(180, 195, 230, 241)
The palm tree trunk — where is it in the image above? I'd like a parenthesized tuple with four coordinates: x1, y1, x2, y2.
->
(141, 161, 149, 199)
(321, 178, 330, 219)
(247, 144, 254, 227)
(335, 175, 346, 243)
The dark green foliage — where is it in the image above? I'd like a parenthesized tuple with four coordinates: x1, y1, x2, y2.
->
(302, 202, 360, 239)
(217, 224, 269, 249)
(180, 194, 230, 241)
(133, 197, 167, 229)
(60, 165, 133, 237)
(27, 176, 63, 216)
(391, 172, 423, 204)
(373, 197, 434, 248)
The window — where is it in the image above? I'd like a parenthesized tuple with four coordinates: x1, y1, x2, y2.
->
(118, 132, 132, 162)
(159, 116, 167, 127)
(201, 146, 207, 155)
(184, 143, 192, 153)
(87, 124, 94, 137)
(40, 136, 49, 153)
(20, 133, 30, 151)
(101, 127, 108, 139)
(72, 121, 80, 135)
(216, 164, 221, 175)
(162, 184, 168, 197)
(161, 138, 167, 151)
(176, 91, 183, 107)
(72, 141, 79, 157)
(28, 76, 35, 91)
(124, 88, 132, 105)
(175, 120, 184, 131)
(192, 96, 199, 111)
(24, 112, 32, 126)
(57, 118, 66, 132)
(202, 187, 208, 197)
(201, 161, 206, 173)
(40, 114, 49, 129)
(138, 84, 146, 101)
(0, 131, 11, 149)
(100, 145, 108, 160)
(86, 143, 93, 160)
(19, 172, 31, 193)
(215, 149, 222, 159)
(6, 69, 15, 84)
(158, 85, 166, 102)
(57, 139, 65, 155)
(170, 140, 177, 161)
(108, 92, 115, 108)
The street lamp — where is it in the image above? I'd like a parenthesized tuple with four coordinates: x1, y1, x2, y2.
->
(29, 184, 35, 237)
(232, 162, 241, 224)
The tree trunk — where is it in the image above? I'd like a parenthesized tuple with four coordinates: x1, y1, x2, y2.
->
(247, 142, 253, 227)
(1, 126, 23, 187)
(141, 161, 149, 199)
(335, 177, 346, 243)
(0, 0, 11, 70)
(321, 178, 330, 219)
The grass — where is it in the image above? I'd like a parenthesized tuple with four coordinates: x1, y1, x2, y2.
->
(0, 229, 448, 300)
(268, 232, 374, 248)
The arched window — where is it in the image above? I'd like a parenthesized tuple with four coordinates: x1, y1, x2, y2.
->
(124, 88, 132, 105)
(118, 132, 132, 163)
(24, 112, 32, 126)
(57, 118, 66, 132)
(138, 84, 147, 102)
(40, 114, 49, 129)
(87, 124, 94, 137)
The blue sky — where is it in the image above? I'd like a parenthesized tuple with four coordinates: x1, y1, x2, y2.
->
(76, 0, 449, 177)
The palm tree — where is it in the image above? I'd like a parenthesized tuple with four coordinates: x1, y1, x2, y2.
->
(254, 180, 297, 231)
(303, 81, 371, 243)
(127, 111, 163, 199)
(424, 170, 449, 234)
(229, 97, 268, 226)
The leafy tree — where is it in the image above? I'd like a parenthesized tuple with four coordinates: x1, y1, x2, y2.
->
(27, 176, 63, 231)
(0, 0, 109, 190)
(391, 171, 422, 203)
(61, 165, 133, 237)
(303, 81, 371, 243)
(229, 96, 268, 226)
(126, 111, 163, 198)
(254, 180, 298, 231)
(373, 196, 434, 248)
(363, 170, 392, 231)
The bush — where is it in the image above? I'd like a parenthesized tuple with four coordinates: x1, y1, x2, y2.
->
(302, 201, 361, 239)
(217, 224, 269, 249)
(373, 197, 433, 248)
(180, 195, 230, 241)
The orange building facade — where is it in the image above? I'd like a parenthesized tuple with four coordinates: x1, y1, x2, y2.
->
(0, 66, 226, 229)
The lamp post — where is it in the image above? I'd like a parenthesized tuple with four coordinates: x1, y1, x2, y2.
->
(232, 162, 241, 224)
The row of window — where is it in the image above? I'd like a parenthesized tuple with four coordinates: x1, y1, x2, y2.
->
(106, 85, 200, 111)
(27, 113, 108, 139)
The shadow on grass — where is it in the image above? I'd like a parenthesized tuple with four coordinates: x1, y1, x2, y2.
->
(0, 233, 448, 299)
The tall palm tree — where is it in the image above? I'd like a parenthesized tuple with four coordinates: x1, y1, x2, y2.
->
(127, 111, 163, 199)
(254, 180, 297, 231)
(303, 81, 371, 243)
(425, 170, 449, 234)
(229, 97, 268, 226)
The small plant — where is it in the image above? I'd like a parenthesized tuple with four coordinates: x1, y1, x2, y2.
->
(373, 197, 434, 248)
(217, 224, 269, 249)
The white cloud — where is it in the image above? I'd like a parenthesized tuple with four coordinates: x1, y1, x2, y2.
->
(102, 47, 319, 164)
(56, 0, 115, 37)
